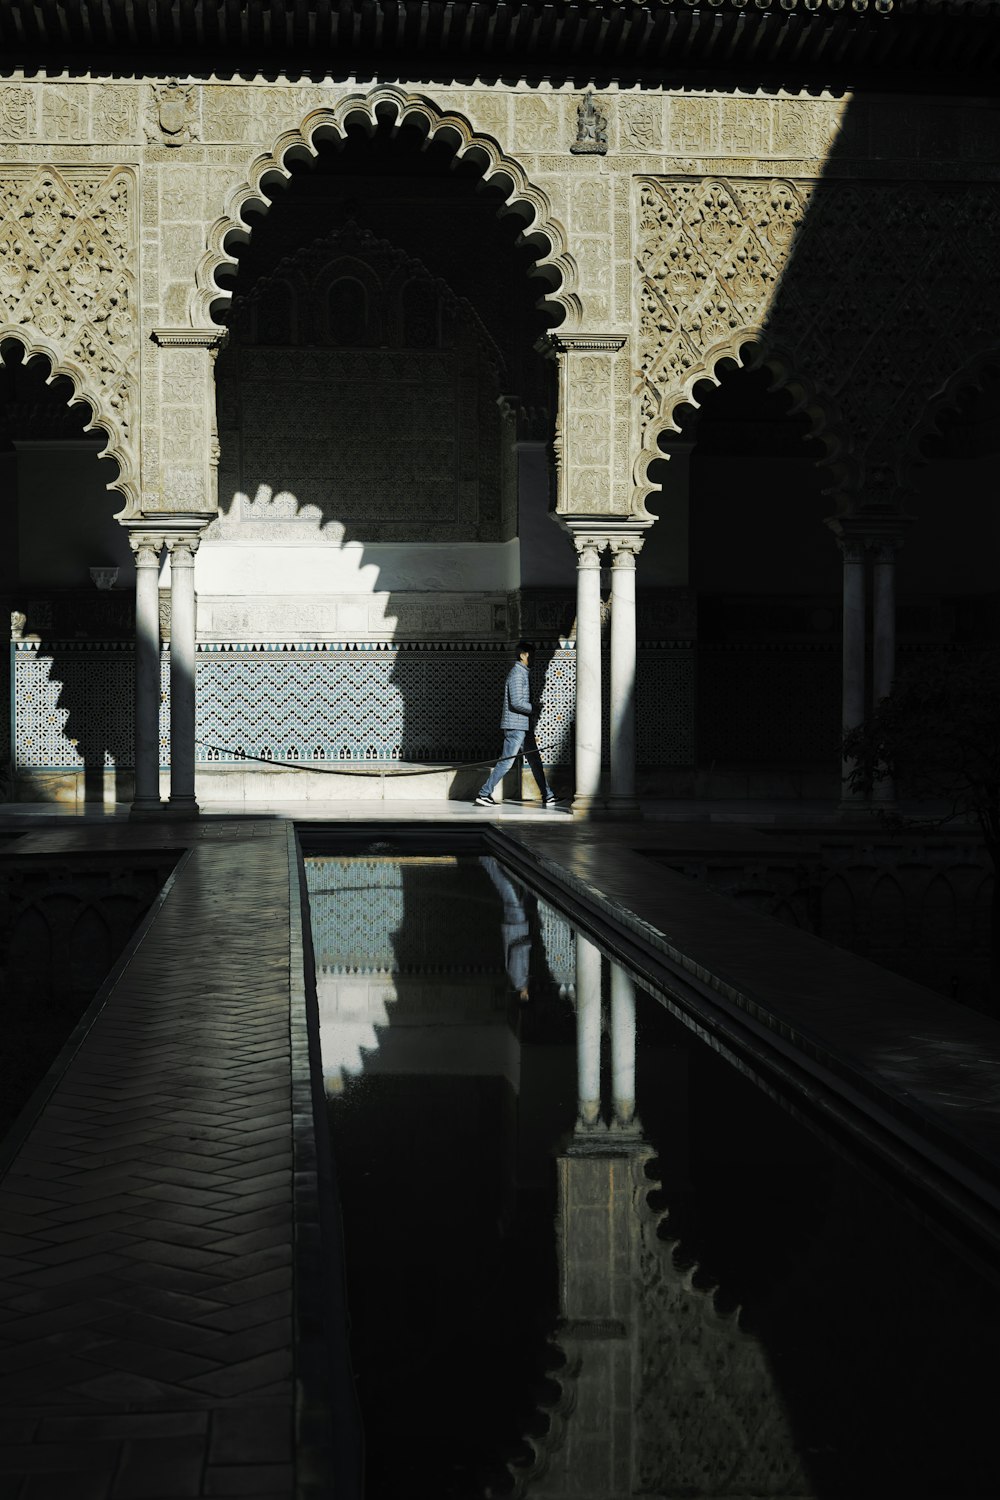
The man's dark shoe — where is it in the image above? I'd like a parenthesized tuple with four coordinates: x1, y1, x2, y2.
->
(475, 793, 496, 806)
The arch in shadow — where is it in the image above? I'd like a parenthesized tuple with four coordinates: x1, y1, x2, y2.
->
(1, 339, 132, 804)
(633, 338, 853, 520)
(0, 325, 137, 515)
(193, 84, 578, 331)
(899, 348, 1000, 496)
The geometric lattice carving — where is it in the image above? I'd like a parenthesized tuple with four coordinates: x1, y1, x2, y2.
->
(196, 644, 512, 765)
(11, 642, 168, 770)
(697, 644, 840, 766)
(0, 167, 137, 503)
(636, 647, 696, 766)
(637, 176, 1000, 505)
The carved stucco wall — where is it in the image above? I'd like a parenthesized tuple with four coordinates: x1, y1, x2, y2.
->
(0, 162, 138, 509)
(2, 78, 1000, 523)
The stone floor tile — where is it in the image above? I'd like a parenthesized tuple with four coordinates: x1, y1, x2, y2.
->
(11, 1255, 132, 1288)
(207, 1407, 292, 1466)
(0, 1419, 37, 1444)
(114, 1241, 231, 1276)
(184, 1351, 293, 1399)
(0, 1442, 118, 1473)
(38, 1413, 208, 1441)
(212, 1269, 292, 1309)
(88, 1312, 226, 1360)
(203, 1206, 287, 1237)
(105, 1287, 229, 1323)
(206, 1321, 290, 1366)
(111, 1435, 206, 1498)
(192, 1293, 292, 1336)
(20, 1473, 115, 1500)
(203, 1465, 294, 1496)
(204, 1231, 290, 1261)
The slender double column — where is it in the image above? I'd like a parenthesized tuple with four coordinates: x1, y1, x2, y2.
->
(572, 534, 606, 815)
(129, 535, 164, 814)
(837, 535, 868, 809)
(609, 536, 644, 817)
(872, 537, 903, 806)
(166, 535, 201, 816)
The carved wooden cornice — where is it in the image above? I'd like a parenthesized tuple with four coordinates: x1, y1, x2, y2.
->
(1, 0, 995, 90)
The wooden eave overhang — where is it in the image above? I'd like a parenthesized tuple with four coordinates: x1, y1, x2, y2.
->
(1, 0, 999, 92)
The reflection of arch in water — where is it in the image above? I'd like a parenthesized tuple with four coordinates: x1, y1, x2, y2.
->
(501, 1137, 809, 1500)
(194, 84, 577, 329)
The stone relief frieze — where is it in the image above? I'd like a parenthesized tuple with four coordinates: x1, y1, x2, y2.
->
(0, 164, 138, 505)
(0, 86, 36, 141)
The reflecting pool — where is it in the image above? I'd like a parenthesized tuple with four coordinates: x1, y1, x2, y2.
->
(305, 852, 1000, 1500)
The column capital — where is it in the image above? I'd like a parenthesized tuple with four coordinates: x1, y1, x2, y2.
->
(609, 535, 644, 566)
(165, 534, 201, 562)
(825, 513, 914, 560)
(128, 534, 163, 565)
(572, 535, 606, 567)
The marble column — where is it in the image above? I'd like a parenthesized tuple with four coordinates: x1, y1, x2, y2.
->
(610, 963, 637, 1129)
(166, 535, 200, 816)
(609, 536, 644, 817)
(129, 535, 163, 816)
(573, 535, 605, 815)
(872, 538, 900, 806)
(838, 536, 867, 808)
(576, 931, 603, 1127)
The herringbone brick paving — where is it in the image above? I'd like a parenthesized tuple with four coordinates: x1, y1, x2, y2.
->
(0, 823, 297, 1499)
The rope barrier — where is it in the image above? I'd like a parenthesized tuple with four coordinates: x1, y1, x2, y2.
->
(195, 738, 562, 777)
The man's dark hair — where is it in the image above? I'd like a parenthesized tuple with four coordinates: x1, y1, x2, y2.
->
(515, 639, 534, 656)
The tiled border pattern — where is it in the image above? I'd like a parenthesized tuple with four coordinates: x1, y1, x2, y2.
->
(12, 640, 697, 774)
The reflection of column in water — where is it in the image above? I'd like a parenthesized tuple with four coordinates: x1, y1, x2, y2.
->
(610, 963, 636, 1128)
(575, 930, 602, 1126)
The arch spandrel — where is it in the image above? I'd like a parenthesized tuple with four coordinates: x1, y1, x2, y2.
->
(0, 164, 139, 514)
(632, 340, 855, 521)
(191, 85, 580, 332)
(633, 172, 1000, 518)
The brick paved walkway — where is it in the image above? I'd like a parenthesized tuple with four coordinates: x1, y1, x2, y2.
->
(0, 823, 312, 1500)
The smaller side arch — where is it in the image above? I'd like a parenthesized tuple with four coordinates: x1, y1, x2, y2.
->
(632, 339, 855, 521)
(897, 347, 1000, 498)
(0, 328, 135, 513)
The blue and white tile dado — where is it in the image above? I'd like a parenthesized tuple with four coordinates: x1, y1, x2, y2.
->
(12, 638, 693, 770)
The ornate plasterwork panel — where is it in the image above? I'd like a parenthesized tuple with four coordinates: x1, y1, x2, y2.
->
(0, 165, 138, 508)
(220, 346, 488, 542)
(635, 175, 1000, 509)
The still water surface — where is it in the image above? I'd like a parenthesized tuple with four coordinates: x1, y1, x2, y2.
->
(305, 853, 1000, 1500)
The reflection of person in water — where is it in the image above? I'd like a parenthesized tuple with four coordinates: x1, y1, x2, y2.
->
(481, 855, 532, 1001)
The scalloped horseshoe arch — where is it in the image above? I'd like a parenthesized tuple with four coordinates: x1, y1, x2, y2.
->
(632, 338, 856, 518)
(0, 325, 135, 514)
(192, 85, 579, 329)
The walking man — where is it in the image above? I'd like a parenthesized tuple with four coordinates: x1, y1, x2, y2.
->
(475, 640, 558, 808)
